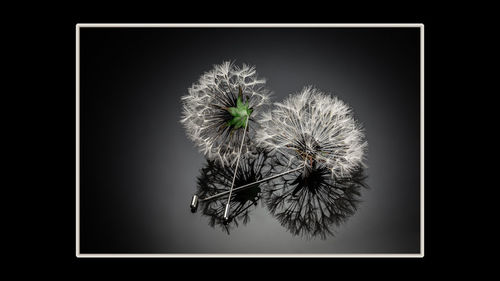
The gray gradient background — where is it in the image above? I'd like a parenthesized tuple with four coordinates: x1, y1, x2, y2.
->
(80, 27, 420, 253)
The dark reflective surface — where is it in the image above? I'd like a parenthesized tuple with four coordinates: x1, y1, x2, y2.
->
(194, 150, 368, 239)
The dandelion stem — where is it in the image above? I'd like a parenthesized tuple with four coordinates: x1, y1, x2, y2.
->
(223, 116, 250, 221)
(200, 164, 305, 202)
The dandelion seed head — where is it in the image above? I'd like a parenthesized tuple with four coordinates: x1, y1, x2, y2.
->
(255, 86, 367, 179)
(180, 61, 271, 167)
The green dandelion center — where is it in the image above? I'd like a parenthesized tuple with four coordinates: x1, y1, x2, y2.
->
(227, 95, 253, 129)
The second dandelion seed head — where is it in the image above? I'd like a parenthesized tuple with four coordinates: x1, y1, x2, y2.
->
(255, 86, 367, 179)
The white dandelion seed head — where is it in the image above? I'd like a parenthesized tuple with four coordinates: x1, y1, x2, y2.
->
(255, 86, 367, 179)
(180, 61, 272, 167)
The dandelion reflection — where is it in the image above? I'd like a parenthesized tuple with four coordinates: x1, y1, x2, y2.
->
(195, 150, 270, 234)
(263, 155, 368, 239)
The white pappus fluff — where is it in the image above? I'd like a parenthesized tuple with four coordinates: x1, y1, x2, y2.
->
(255, 86, 367, 179)
(180, 61, 271, 167)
